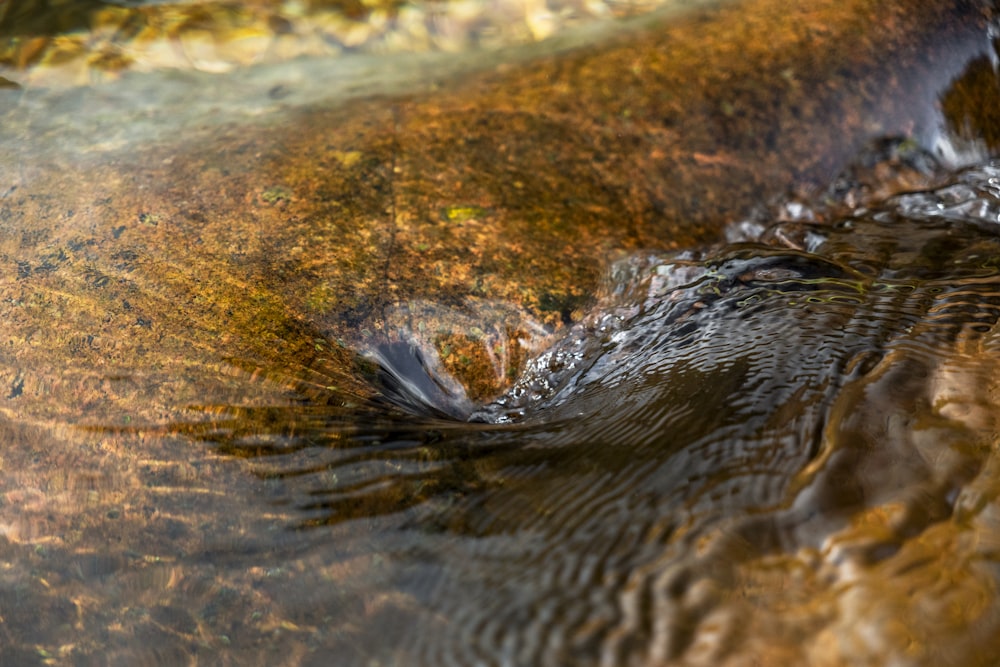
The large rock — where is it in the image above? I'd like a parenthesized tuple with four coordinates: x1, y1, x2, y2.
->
(0, 1, 998, 664)
(0, 0, 995, 423)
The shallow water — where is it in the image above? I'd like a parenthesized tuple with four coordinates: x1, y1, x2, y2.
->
(19, 157, 994, 667)
(2, 0, 1000, 665)
(0, 0, 683, 88)
(185, 162, 1000, 666)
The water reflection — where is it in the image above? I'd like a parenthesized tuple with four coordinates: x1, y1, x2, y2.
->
(1, 0, 1000, 664)
(0, 0, 671, 87)
(155, 162, 1000, 665)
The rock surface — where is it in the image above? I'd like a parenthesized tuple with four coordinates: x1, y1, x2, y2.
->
(1, 0, 995, 422)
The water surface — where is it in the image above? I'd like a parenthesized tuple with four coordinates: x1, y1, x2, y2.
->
(192, 161, 1000, 666)
(1, 1, 1000, 665)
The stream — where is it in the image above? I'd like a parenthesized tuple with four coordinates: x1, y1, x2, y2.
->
(2, 1, 1000, 665)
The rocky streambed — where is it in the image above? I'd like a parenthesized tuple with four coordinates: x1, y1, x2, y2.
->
(1, 0, 999, 664)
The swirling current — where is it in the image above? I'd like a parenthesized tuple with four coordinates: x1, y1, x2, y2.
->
(182, 160, 1000, 665)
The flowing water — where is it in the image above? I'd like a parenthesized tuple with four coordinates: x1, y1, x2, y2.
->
(3, 1, 1000, 666)
(170, 158, 1000, 667)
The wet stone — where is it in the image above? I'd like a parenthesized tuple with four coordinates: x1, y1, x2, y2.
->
(0, 0, 998, 665)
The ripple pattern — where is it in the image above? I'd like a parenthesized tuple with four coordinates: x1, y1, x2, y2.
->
(185, 162, 1000, 665)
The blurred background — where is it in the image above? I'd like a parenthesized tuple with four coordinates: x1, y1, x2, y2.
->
(0, 0, 671, 87)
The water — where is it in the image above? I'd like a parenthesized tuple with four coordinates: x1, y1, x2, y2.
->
(2, 0, 1000, 665)
(0, 0, 680, 88)
(20, 156, 992, 667)
(185, 161, 1000, 666)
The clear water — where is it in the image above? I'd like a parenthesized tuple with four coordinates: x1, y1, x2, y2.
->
(182, 162, 1000, 666)
(2, 2, 1000, 666)
(9, 159, 989, 666)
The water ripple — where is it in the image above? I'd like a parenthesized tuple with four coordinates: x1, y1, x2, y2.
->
(176, 162, 1000, 665)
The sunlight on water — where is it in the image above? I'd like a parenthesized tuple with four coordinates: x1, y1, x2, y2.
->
(0, 0, 687, 87)
(393, 163, 1000, 666)
(157, 160, 1000, 666)
(1, 0, 1000, 665)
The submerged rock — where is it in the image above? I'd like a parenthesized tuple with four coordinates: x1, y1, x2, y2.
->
(0, 0, 998, 665)
(278, 161, 1000, 667)
(0, 0, 995, 424)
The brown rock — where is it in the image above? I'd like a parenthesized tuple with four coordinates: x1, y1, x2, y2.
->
(0, 0, 996, 424)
